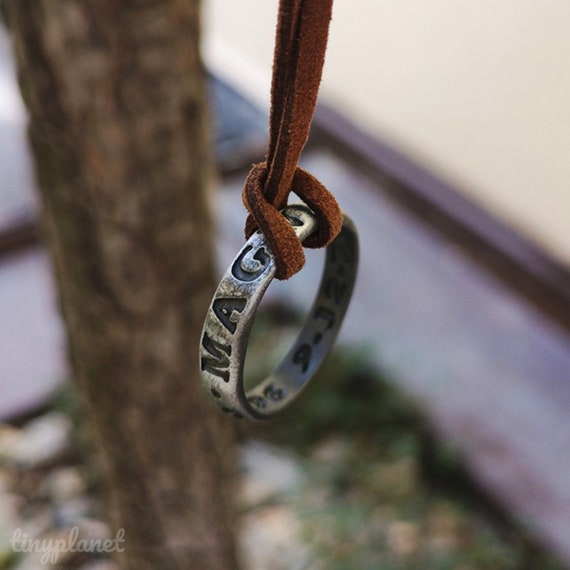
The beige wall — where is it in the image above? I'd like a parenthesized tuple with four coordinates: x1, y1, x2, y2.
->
(205, 0, 570, 265)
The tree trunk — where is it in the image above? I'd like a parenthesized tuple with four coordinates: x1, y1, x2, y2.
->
(4, 1, 240, 568)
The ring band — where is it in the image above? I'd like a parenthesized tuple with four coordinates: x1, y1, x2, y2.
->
(199, 204, 359, 420)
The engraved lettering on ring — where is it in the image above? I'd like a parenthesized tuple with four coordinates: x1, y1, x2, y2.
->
(324, 276, 347, 306)
(330, 236, 352, 264)
(313, 306, 336, 329)
(221, 407, 244, 419)
(231, 245, 271, 282)
(283, 212, 304, 227)
(248, 395, 267, 410)
(264, 383, 286, 401)
(292, 343, 312, 373)
(213, 297, 247, 334)
(200, 333, 231, 382)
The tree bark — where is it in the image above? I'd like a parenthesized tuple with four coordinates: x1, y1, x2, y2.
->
(4, 1, 240, 568)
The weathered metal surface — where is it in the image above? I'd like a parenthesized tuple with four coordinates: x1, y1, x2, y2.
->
(199, 204, 358, 420)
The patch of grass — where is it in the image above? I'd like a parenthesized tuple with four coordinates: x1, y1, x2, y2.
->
(0, 550, 19, 570)
(44, 303, 565, 569)
(251, 342, 423, 454)
(245, 305, 565, 570)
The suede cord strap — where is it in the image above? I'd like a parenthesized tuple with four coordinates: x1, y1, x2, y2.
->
(242, 0, 342, 280)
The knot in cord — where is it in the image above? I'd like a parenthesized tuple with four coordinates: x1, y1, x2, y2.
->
(241, 0, 341, 280)
(243, 162, 342, 279)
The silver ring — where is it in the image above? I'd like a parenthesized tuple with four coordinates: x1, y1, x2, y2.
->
(199, 204, 359, 420)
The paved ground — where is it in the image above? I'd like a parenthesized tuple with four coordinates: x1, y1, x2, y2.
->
(0, 249, 65, 419)
(0, 27, 36, 235)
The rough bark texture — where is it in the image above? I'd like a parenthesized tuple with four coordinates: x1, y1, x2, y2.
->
(4, 1, 240, 568)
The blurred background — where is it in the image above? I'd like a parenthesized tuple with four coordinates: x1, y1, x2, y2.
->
(205, 0, 570, 265)
(1, 1, 570, 568)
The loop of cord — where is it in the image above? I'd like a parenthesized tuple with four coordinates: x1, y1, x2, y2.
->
(241, 0, 342, 280)
(243, 163, 342, 279)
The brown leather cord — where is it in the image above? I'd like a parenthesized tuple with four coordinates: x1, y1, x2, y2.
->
(242, 0, 343, 280)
